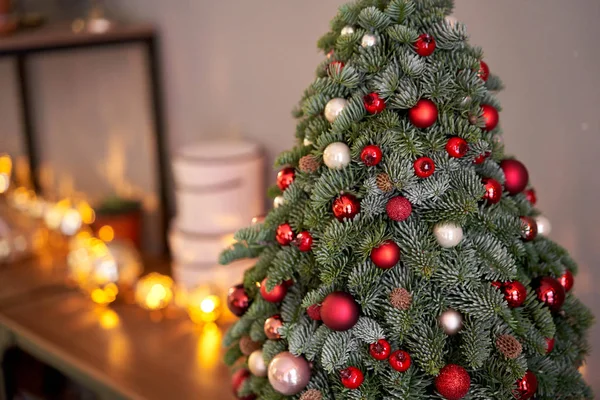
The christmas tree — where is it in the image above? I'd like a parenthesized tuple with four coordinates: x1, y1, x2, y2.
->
(221, 1, 594, 399)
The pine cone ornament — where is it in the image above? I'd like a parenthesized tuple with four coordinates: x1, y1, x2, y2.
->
(239, 336, 262, 356)
(299, 155, 320, 173)
(300, 389, 323, 400)
(376, 173, 394, 192)
(496, 334, 522, 359)
(390, 288, 412, 310)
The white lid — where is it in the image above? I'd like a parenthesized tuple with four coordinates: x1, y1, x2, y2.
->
(176, 139, 260, 162)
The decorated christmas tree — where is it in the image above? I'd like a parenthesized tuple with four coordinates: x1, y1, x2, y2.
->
(220, 1, 594, 399)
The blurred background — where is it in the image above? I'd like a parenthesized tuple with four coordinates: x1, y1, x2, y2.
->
(0, 0, 598, 398)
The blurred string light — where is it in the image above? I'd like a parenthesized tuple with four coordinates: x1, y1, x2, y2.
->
(0, 154, 11, 194)
(184, 285, 222, 324)
(135, 273, 174, 311)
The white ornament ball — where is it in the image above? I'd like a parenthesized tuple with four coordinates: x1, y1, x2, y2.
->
(361, 33, 377, 48)
(341, 26, 355, 36)
(323, 142, 351, 170)
(535, 215, 552, 236)
(439, 309, 463, 335)
(303, 137, 313, 147)
(268, 352, 311, 395)
(248, 350, 267, 377)
(274, 195, 285, 208)
(445, 16, 458, 27)
(433, 222, 463, 248)
(324, 98, 347, 123)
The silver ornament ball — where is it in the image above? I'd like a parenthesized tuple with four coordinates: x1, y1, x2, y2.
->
(324, 98, 347, 123)
(273, 195, 285, 209)
(439, 309, 463, 335)
(268, 352, 311, 395)
(433, 222, 463, 248)
(535, 215, 552, 236)
(323, 142, 351, 170)
(341, 26, 355, 36)
(248, 350, 268, 377)
(361, 33, 377, 48)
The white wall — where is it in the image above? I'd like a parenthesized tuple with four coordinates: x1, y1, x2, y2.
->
(1, 0, 599, 388)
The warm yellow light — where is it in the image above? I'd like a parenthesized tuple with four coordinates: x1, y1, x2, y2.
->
(44, 204, 65, 230)
(197, 322, 222, 369)
(61, 208, 82, 235)
(98, 308, 120, 329)
(186, 286, 222, 324)
(200, 296, 219, 313)
(0, 154, 12, 175)
(135, 273, 174, 311)
(78, 201, 96, 224)
(0, 174, 9, 194)
(98, 225, 115, 242)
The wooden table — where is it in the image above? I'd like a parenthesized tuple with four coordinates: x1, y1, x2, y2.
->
(0, 256, 235, 400)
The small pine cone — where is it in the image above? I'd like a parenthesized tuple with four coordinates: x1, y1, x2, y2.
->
(495, 334, 522, 359)
(390, 288, 412, 310)
(299, 155, 320, 173)
(239, 336, 262, 356)
(376, 173, 393, 192)
(300, 389, 322, 400)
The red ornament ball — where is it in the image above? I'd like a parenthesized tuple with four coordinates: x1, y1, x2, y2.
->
(389, 350, 411, 372)
(473, 152, 490, 165)
(482, 178, 502, 204)
(520, 216, 538, 242)
(277, 167, 295, 191)
(409, 99, 438, 128)
(500, 159, 529, 195)
(332, 194, 361, 221)
(295, 231, 313, 252)
(276, 223, 295, 246)
(232, 369, 255, 400)
(497, 281, 527, 308)
(446, 137, 468, 158)
(481, 104, 499, 131)
(340, 366, 363, 389)
(545, 337, 555, 354)
(386, 196, 412, 222)
(320, 291, 360, 331)
(525, 188, 537, 205)
(227, 284, 251, 317)
(371, 240, 401, 269)
(360, 144, 383, 166)
(434, 364, 471, 400)
(264, 315, 283, 340)
(363, 93, 386, 114)
(535, 277, 566, 312)
(514, 370, 538, 400)
(260, 278, 288, 303)
(478, 60, 490, 82)
(369, 339, 391, 361)
(415, 33, 436, 57)
(306, 304, 322, 321)
(414, 156, 435, 178)
(558, 270, 574, 292)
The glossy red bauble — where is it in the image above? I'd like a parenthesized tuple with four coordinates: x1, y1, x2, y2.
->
(545, 337, 555, 354)
(360, 145, 383, 166)
(363, 93, 386, 114)
(498, 281, 527, 308)
(232, 369, 252, 398)
(473, 152, 490, 165)
(514, 370, 538, 400)
(481, 104, 499, 131)
(535, 277, 566, 312)
(415, 33, 436, 57)
(409, 99, 438, 128)
(260, 278, 288, 303)
(525, 188, 537, 205)
(277, 167, 295, 191)
(320, 291, 360, 331)
(414, 156, 435, 178)
(295, 231, 313, 252)
(340, 366, 364, 389)
(370, 240, 401, 269)
(520, 216, 538, 242)
(389, 350, 411, 372)
(332, 194, 361, 221)
(276, 223, 295, 245)
(227, 284, 251, 317)
(386, 196, 412, 222)
(369, 339, 391, 361)
(558, 270, 574, 292)
(482, 178, 502, 204)
(434, 364, 471, 400)
(446, 137, 468, 158)
(478, 60, 490, 82)
(500, 159, 529, 195)
(306, 304, 322, 321)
